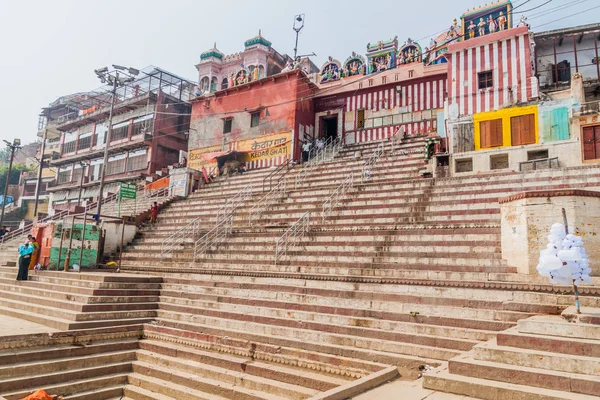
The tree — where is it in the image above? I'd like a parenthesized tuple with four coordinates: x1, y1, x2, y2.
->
(0, 163, 30, 191)
(0, 148, 9, 164)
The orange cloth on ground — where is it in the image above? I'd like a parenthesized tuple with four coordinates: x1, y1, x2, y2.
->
(20, 389, 58, 400)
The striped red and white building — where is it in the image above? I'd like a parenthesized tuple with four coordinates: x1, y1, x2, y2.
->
(314, 63, 448, 144)
(446, 25, 538, 117)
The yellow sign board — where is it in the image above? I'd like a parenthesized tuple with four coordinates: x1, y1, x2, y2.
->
(188, 144, 221, 170)
(237, 132, 292, 163)
(188, 132, 292, 169)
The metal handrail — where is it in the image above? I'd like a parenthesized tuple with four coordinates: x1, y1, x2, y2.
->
(193, 214, 233, 259)
(193, 184, 253, 259)
(361, 141, 385, 184)
(249, 179, 286, 225)
(161, 217, 201, 260)
(0, 209, 71, 248)
(275, 211, 310, 265)
(263, 159, 292, 193)
(295, 137, 342, 189)
(322, 172, 354, 223)
(217, 184, 252, 225)
(390, 126, 405, 154)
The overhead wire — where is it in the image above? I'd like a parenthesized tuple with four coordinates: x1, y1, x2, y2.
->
(532, 4, 600, 28)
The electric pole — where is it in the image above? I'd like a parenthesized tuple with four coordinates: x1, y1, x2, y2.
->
(93, 65, 139, 222)
(0, 139, 21, 229)
(32, 129, 47, 218)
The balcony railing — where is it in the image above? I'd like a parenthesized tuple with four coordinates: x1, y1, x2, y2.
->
(577, 101, 600, 115)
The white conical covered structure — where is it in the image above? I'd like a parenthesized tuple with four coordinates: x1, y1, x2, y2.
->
(536, 223, 592, 286)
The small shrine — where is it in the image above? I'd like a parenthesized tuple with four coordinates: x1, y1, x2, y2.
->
(319, 57, 342, 84)
(343, 52, 366, 77)
(461, 0, 512, 40)
(397, 38, 422, 66)
(425, 19, 462, 66)
(366, 37, 398, 74)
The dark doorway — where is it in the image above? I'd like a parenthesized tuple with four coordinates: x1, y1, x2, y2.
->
(321, 116, 338, 141)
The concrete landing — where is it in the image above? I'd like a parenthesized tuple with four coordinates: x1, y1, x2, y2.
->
(351, 378, 478, 400)
(0, 314, 56, 336)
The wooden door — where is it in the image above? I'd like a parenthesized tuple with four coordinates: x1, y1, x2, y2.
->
(583, 125, 600, 161)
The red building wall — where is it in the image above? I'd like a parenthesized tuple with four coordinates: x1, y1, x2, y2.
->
(190, 70, 316, 167)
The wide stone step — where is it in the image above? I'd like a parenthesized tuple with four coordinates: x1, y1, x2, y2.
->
(135, 350, 319, 399)
(131, 361, 289, 400)
(122, 384, 176, 400)
(0, 349, 136, 380)
(138, 339, 350, 390)
(0, 364, 130, 398)
(497, 326, 600, 358)
(474, 338, 600, 376)
(449, 352, 600, 396)
(0, 340, 139, 367)
(423, 368, 599, 400)
(159, 293, 499, 341)
(155, 318, 435, 379)
(157, 309, 462, 362)
(126, 372, 231, 400)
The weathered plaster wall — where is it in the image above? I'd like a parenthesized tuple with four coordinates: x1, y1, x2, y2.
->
(501, 191, 600, 275)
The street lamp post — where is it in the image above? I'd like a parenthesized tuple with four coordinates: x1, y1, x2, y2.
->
(93, 65, 138, 222)
(0, 139, 21, 229)
(293, 14, 305, 61)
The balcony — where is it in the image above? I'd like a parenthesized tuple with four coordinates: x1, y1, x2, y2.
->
(574, 100, 600, 116)
(52, 132, 152, 166)
(55, 92, 157, 131)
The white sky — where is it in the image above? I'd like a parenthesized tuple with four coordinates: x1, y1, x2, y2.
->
(0, 0, 598, 144)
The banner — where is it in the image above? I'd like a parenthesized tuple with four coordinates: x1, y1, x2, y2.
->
(237, 132, 291, 163)
(188, 144, 221, 170)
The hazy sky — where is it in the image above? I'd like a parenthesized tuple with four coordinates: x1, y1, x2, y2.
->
(1, 0, 598, 144)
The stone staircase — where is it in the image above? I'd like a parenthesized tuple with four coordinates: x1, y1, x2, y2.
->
(423, 307, 600, 399)
(0, 267, 160, 330)
(112, 136, 600, 397)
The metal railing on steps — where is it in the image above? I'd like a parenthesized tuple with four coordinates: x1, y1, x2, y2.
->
(193, 184, 253, 259)
(275, 211, 310, 265)
(361, 141, 385, 184)
(295, 137, 342, 189)
(161, 217, 201, 261)
(249, 179, 286, 226)
(322, 172, 355, 223)
(262, 159, 293, 193)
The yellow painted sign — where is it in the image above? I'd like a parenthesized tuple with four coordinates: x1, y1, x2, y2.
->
(237, 132, 292, 163)
(188, 144, 221, 170)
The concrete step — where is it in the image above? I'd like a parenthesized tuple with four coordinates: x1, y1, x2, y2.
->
(138, 339, 349, 391)
(423, 368, 600, 400)
(449, 352, 600, 396)
(131, 361, 290, 400)
(135, 350, 319, 399)
(474, 338, 600, 376)
(0, 364, 130, 398)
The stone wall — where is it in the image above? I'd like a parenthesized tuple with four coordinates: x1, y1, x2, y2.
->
(500, 190, 600, 275)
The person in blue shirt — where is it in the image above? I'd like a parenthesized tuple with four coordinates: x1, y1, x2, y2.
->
(17, 238, 34, 281)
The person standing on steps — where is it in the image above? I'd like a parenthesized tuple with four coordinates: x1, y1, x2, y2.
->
(302, 141, 311, 163)
(17, 237, 34, 281)
(28, 234, 39, 270)
(150, 201, 159, 224)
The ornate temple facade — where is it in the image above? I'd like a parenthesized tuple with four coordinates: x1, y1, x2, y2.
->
(196, 32, 318, 95)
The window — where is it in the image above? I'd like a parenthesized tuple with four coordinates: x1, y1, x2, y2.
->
(223, 118, 233, 134)
(408, 70, 414, 78)
(62, 140, 76, 154)
(478, 71, 493, 89)
(455, 158, 473, 173)
(221, 78, 228, 90)
(127, 149, 148, 171)
(510, 114, 536, 146)
(57, 166, 72, 184)
(131, 118, 153, 137)
(90, 159, 103, 181)
(77, 133, 92, 151)
(106, 153, 127, 175)
(479, 119, 503, 148)
(527, 150, 548, 161)
(490, 154, 509, 170)
(368, 79, 374, 87)
(357, 109, 365, 129)
(250, 112, 260, 128)
(382, 76, 387, 85)
(111, 123, 129, 142)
